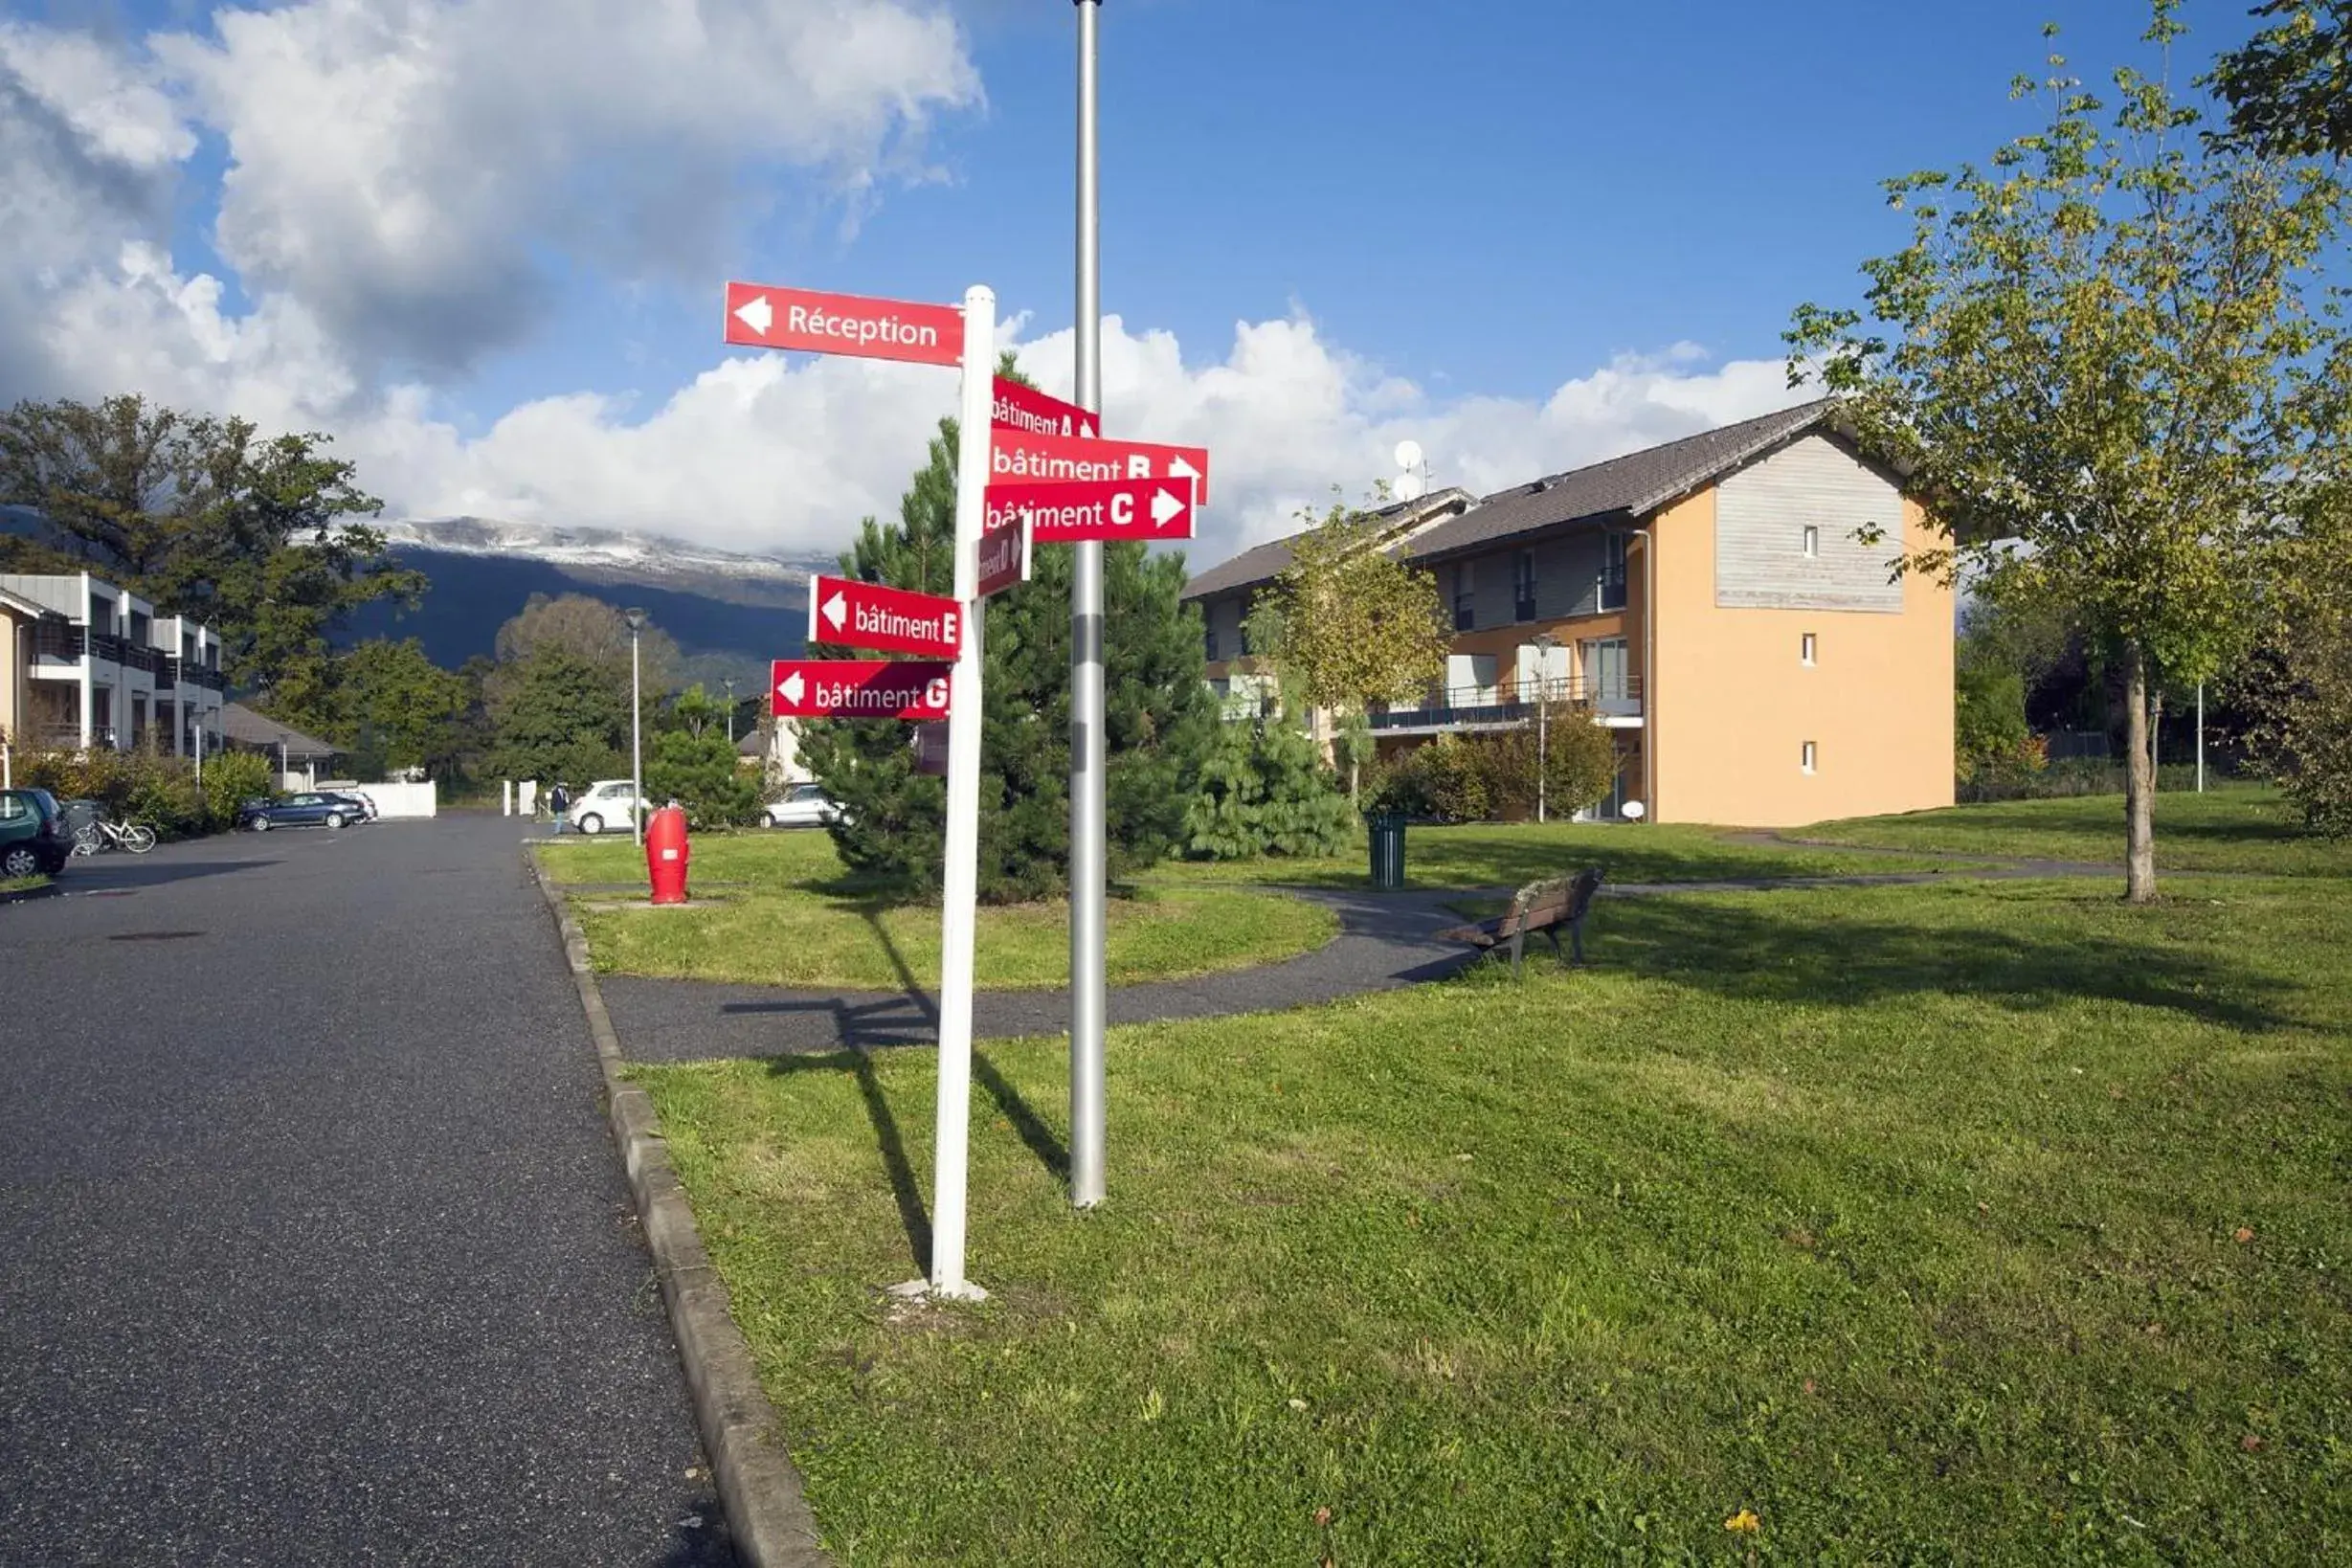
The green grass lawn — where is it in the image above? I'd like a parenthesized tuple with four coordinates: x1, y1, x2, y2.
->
(0, 874, 51, 895)
(1802, 784, 2350, 876)
(545, 831, 1338, 990)
(1150, 819, 1971, 892)
(640, 865, 2352, 1563)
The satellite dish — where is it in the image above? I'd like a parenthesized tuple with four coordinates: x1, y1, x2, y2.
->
(1394, 471, 1427, 502)
(1621, 800, 1646, 821)
(1393, 439, 1424, 473)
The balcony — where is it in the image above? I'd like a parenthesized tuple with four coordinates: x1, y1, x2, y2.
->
(1598, 570, 1628, 613)
(1369, 673, 1644, 734)
(30, 622, 84, 662)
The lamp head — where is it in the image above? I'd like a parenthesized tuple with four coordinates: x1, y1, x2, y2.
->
(623, 607, 647, 633)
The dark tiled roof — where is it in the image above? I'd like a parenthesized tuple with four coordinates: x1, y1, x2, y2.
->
(1179, 487, 1476, 601)
(222, 702, 338, 759)
(1399, 400, 1837, 564)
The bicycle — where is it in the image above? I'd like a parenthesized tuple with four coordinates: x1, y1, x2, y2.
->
(72, 817, 158, 856)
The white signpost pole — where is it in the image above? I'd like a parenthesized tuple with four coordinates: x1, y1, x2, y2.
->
(916, 282, 997, 1302)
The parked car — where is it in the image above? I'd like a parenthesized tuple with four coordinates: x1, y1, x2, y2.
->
(0, 788, 73, 878)
(317, 782, 381, 820)
(237, 791, 371, 832)
(763, 782, 841, 829)
(568, 779, 649, 837)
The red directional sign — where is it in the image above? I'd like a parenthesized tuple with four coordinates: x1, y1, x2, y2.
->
(725, 281, 963, 368)
(772, 659, 952, 721)
(991, 430, 1213, 505)
(992, 376, 1098, 440)
(808, 575, 963, 659)
(986, 476, 1197, 545)
(977, 499, 1032, 598)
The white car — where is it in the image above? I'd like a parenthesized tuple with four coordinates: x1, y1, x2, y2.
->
(763, 782, 840, 829)
(569, 779, 649, 836)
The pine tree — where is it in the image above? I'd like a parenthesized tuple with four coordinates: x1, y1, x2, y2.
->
(798, 402, 1215, 903)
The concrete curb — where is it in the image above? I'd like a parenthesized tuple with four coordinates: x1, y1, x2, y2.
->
(528, 854, 832, 1568)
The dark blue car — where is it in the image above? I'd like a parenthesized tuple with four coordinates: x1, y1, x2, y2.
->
(236, 792, 370, 832)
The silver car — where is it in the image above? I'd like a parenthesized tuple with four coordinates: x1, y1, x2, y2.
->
(763, 783, 840, 829)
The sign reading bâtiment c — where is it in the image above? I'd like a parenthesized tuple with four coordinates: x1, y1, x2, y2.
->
(725, 281, 964, 368)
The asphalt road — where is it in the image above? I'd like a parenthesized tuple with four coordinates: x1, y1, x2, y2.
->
(0, 814, 730, 1566)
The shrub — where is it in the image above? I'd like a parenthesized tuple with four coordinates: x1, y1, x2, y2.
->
(1473, 705, 1621, 819)
(198, 751, 276, 832)
(646, 726, 762, 830)
(18, 747, 233, 839)
(1378, 733, 1489, 822)
(1183, 720, 1355, 861)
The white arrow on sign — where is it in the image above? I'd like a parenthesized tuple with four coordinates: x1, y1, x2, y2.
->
(1151, 486, 1186, 530)
(733, 294, 773, 336)
(1168, 456, 1200, 483)
(778, 670, 806, 705)
(821, 589, 847, 633)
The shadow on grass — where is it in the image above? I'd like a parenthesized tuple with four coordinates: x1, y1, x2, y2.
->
(764, 1047, 932, 1274)
(1575, 888, 2299, 1031)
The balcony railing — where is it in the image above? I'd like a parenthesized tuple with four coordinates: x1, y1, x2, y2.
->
(1369, 673, 1644, 732)
(30, 623, 84, 661)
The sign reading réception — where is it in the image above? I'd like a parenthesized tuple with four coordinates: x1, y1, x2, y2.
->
(725, 281, 964, 368)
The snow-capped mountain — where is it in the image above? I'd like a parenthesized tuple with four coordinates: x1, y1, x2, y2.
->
(374, 516, 831, 586)
(356, 516, 835, 683)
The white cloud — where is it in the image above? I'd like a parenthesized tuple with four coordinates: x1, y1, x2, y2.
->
(149, 0, 980, 370)
(1, 9, 1806, 584)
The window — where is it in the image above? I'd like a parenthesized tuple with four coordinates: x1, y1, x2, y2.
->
(1601, 532, 1629, 611)
(1204, 624, 1219, 662)
(1801, 633, 1817, 666)
(1512, 550, 1537, 622)
(1584, 638, 1629, 703)
(1802, 525, 1820, 558)
(1453, 561, 1476, 632)
(1802, 741, 1818, 774)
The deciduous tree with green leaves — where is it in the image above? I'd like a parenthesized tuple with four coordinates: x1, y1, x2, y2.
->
(2211, 0, 2350, 159)
(1243, 498, 1450, 800)
(315, 638, 474, 777)
(1785, 2, 2344, 900)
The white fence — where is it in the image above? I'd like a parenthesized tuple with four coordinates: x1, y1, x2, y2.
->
(318, 779, 439, 818)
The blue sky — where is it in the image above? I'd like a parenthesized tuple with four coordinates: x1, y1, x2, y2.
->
(0, 0, 2267, 561)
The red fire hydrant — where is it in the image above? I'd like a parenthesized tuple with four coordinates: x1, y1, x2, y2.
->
(646, 803, 690, 906)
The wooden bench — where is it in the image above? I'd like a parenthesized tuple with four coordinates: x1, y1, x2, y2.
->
(1436, 867, 1605, 974)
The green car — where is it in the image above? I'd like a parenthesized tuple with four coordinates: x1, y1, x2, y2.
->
(0, 788, 73, 879)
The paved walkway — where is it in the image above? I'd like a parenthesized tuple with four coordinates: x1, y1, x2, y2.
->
(0, 816, 729, 1566)
(602, 886, 1474, 1060)
(597, 848, 2139, 1063)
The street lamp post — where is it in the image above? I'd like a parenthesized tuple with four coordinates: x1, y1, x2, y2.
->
(625, 608, 647, 846)
(724, 678, 736, 746)
(1534, 633, 1557, 823)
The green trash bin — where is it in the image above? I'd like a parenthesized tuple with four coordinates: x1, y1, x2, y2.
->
(1369, 813, 1407, 890)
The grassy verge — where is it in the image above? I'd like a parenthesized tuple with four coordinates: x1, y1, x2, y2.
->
(1, 874, 52, 896)
(639, 872, 2352, 1563)
(1802, 783, 2350, 876)
(545, 831, 1337, 990)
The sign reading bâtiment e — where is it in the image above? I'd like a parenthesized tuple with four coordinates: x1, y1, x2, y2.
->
(807, 575, 963, 660)
(992, 376, 1098, 440)
(772, 659, 953, 721)
(986, 475, 1196, 544)
(991, 430, 1212, 504)
(725, 282, 964, 368)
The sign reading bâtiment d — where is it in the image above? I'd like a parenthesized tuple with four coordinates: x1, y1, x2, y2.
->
(725, 282, 964, 368)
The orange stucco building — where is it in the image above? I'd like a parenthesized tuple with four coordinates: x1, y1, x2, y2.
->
(1180, 402, 1955, 828)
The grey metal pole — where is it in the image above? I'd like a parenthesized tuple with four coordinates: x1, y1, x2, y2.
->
(631, 628, 644, 846)
(1068, 0, 1108, 1210)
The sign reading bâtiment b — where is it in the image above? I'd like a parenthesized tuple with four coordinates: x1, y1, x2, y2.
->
(808, 575, 963, 659)
(992, 430, 1212, 504)
(725, 281, 964, 368)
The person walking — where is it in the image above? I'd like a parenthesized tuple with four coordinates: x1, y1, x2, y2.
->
(547, 781, 571, 835)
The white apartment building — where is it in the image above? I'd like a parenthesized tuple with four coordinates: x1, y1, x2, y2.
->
(0, 573, 226, 755)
